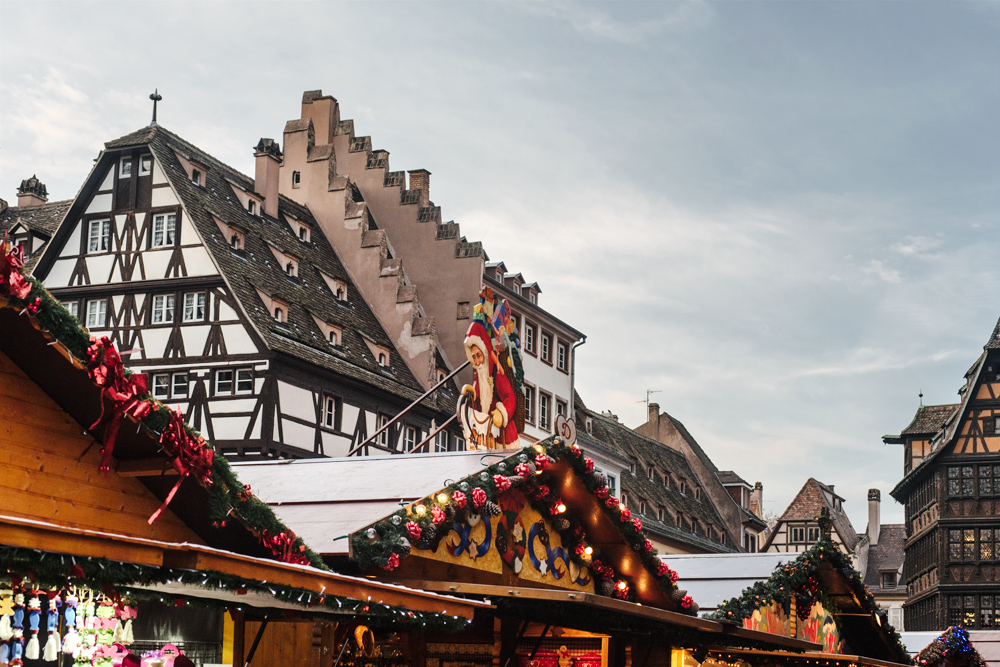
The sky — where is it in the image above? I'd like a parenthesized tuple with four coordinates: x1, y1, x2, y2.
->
(2, 1, 998, 531)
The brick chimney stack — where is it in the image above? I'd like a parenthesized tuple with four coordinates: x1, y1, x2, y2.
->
(647, 402, 659, 427)
(17, 175, 48, 207)
(868, 488, 881, 547)
(408, 169, 431, 207)
(751, 482, 764, 519)
(254, 139, 282, 219)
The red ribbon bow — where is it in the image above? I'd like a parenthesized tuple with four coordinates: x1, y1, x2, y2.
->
(86, 337, 152, 473)
(147, 408, 214, 525)
(1, 233, 33, 300)
(260, 529, 310, 565)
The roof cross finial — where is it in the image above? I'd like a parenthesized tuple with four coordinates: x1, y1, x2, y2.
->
(149, 89, 162, 127)
(919, 390, 923, 407)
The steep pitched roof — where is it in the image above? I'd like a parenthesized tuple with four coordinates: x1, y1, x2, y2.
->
(767, 478, 858, 551)
(900, 404, 960, 436)
(579, 404, 739, 553)
(985, 315, 1000, 350)
(718, 470, 748, 486)
(862, 524, 905, 589)
(0, 199, 72, 269)
(103, 125, 455, 410)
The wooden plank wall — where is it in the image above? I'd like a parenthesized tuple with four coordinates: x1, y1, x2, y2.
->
(0, 350, 203, 544)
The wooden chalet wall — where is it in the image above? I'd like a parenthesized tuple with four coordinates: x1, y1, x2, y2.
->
(34, 135, 455, 461)
(895, 350, 1000, 631)
(0, 349, 202, 543)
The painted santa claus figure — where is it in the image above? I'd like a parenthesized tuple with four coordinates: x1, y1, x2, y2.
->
(458, 320, 520, 450)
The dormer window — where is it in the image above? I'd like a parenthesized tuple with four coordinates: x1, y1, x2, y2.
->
(139, 156, 152, 175)
(120, 157, 132, 178)
(639, 500, 647, 515)
(694, 487, 702, 501)
(680, 479, 688, 496)
(274, 307, 284, 322)
(620, 492, 629, 508)
(329, 329, 340, 346)
(248, 200, 258, 215)
(231, 233, 243, 250)
(513, 283, 521, 295)
(298, 225, 310, 242)
(657, 506, 665, 522)
(529, 293, 536, 304)
(648, 466, 656, 480)
(192, 169, 202, 186)
(292, 171, 301, 188)
(378, 352, 388, 367)
(285, 261, 297, 277)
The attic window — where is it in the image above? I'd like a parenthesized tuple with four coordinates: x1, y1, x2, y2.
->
(192, 169, 202, 186)
(332, 279, 348, 301)
(329, 329, 340, 346)
(657, 506, 665, 522)
(679, 479, 688, 495)
(274, 307, 284, 322)
(437, 369, 447, 384)
(881, 572, 897, 589)
(230, 231, 244, 250)
(629, 461, 636, 474)
(620, 493, 628, 508)
(378, 352, 388, 367)
(676, 512, 683, 528)
(639, 500, 647, 515)
(248, 200, 257, 215)
(529, 293, 536, 304)
(298, 225, 310, 243)
(648, 466, 656, 480)
(292, 171, 301, 188)
(585, 418, 592, 434)
(694, 487, 702, 501)
(120, 157, 132, 178)
(285, 261, 297, 278)
(139, 156, 152, 175)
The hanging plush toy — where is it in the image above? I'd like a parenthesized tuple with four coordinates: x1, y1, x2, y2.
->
(10, 591, 24, 667)
(62, 593, 79, 656)
(43, 594, 60, 662)
(23, 594, 41, 660)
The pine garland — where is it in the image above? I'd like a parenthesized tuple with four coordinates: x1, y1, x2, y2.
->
(350, 437, 688, 609)
(914, 626, 986, 667)
(0, 546, 467, 631)
(709, 532, 910, 664)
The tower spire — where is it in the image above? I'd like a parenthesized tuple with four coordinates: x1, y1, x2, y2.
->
(149, 89, 162, 127)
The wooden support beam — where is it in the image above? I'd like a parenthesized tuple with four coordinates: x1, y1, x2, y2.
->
(116, 458, 179, 477)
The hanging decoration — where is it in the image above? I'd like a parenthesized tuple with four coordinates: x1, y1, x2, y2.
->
(915, 626, 987, 667)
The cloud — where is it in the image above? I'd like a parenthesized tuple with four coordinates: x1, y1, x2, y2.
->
(861, 259, 902, 283)
(793, 347, 963, 378)
(891, 234, 944, 258)
(517, 1, 713, 44)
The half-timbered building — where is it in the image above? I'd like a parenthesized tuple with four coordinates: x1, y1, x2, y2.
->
(885, 320, 1000, 631)
(31, 123, 462, 461)
(761, 478, 859, 556)
(0, 176, 72, 270)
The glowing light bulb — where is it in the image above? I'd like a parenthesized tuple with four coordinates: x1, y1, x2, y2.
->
(437, 493, 449, 504)
(584, 546, 593, 555)
(556, 503, 567, 514)
(415, 505, 427, 515)
(616, 580, 627, 591)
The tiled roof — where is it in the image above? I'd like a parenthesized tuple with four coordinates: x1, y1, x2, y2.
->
(0, 199, 72, 269)
(106, 125, 456, 411)
(578, 403, 738, 553)
(717, 470, 747, 486)
(772, 478, 859, 551)
(900, 403, 960, 436)
(986, 315, 1000, 350)
(863, 524, 905, 589)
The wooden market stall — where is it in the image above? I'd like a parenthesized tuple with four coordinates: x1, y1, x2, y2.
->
(0, 250, 486, 667)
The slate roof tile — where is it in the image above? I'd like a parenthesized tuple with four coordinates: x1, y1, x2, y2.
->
(0, 199, 73, 269)
(772, 478, 859, 551)
(900, 403, 960, 436)
(863, 524, 905, 589)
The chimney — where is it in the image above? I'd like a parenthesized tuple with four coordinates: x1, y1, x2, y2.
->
(868, 489, 881, 546)
(751, 482, 763, 519)
(648, 402, 659, 427)
(17, 175, 48, 208)
(408, 169, 431, 207)
(254, 139, 282, 219)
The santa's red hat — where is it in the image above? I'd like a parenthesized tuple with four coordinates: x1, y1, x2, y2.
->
(463, 321, 494, 371)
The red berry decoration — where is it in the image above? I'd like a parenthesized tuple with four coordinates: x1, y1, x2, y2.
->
(643, 539, 654, 553)
(584, 457, 595, 473)
(595, 487, 609, 500)
(669, 569, 680, 584)
(26, 297, 41, 314)
(406, 521, 422, 541)
(632, 517, 643, 532)
(656, 562, 670, 577)
(452, 491, 467, 508)
(681, 595, 694, 609)
(472, 487, 487, 508)
(493, 475, 512, 492)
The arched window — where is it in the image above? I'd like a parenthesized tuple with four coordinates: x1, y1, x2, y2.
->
(286, 262, 295, 276)
(248, 200, 256, 215)
(231, 234, 240, 249)
(377, 352, 387, 366)
(274, 307, 283, 322)
(329, 330, 338, 346)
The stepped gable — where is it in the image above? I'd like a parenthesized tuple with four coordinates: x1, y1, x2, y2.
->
(112, 125, 450, 408)
(579, 403, 738, 553)
(861, 524, 904, 589)
(900, 403, 960, 436)
(775, 478, 858, 550)
(0, 199, 73, 269)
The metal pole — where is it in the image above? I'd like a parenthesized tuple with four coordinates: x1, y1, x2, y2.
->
(242, 616, 268, 667)
(407, 414, 458, 454)
(346, 360, 469, 456)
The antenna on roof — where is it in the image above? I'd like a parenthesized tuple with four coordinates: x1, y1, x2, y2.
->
(919, 390, 923, 407)
(638, 389, 661, 409)
(149, 89, 162, 127)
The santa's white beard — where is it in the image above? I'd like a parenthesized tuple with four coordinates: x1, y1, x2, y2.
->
(475, 362, 493, 414)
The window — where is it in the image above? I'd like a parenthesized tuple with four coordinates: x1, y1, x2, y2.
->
(557, 343, 567, 371)
(120, 157, 132, 178)
(692, 519, 700, 535)
(285, 261, 297, 277)
(292, 171, 301, 187)
(648, 466, 656, 480)
(298, 226, 309, 242)
(791, 527, 806, 543)
(639, 500, 647, 515)
(322, 394, 340, 429)
(679, 479, 688, 495)
(236, 369, 253, 394)
(274, 307, 284, 323)
(948, 466, 975, 497)
(663, 474, 670, 489)
(328, 329, 340, 347)
(192, 169, 202, 186)
(524, 385, 535, 424)
(949, 595, 977, 628)
(629, 461, 636, 474)
(606, 474, 617, 497)
(539, 393, 551, 430)
(215, 370, 233, 395)
(86, 299, 107, 328)
(248, 200, 257, 215)
(889, 607, 903, 630)
(434, 431, 448, 453)
(405, 426, 419, 451)
(183, 293, 205, 322)
(151, 294, 174, 324)
(88, 219, 111, 253)
(808, 526, 820, 542)
(881, 572, 897, 589)
(529, 292, 536, 304)
(152, 374, 170, 399)
(139, 156, 152, 175)
(455, 435, 466, 451)
(524, 323, 536, 355)
(377, 352, 387, 367)
(657, 507, 665, 522)
(949, 528, 999, 562)
(63, 301, 79, 318)
(694, 487, 702, 501)
(377, 414, 390, 448)
(620, 492, 628, 508)
(676, 512, 683, 528)
(541, 333, 552, 364)
(745, 532, 757, 553)
(172, 373, 188, 398)
(556, 399, 567, 418)
(984, 596, 999, 629)
(231, 232, 243, 250)
(981, 529, 998, 560)
(585, 417, 593, 434)
(152, 213, 176, 248)
(980, 465, 1000, 496)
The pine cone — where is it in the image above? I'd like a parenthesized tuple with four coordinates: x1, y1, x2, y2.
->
(418, 524, 438, 549)
(601, 580, 616, 596)
(553, 517, 571, 532)
(398, 538, 412, 556)
(444, 504, 456, 523)
(670, 589, 688, 603)
(591, 472, 607, 487)
(509, 474, 525, 487)
(482, 501, 501, 517)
